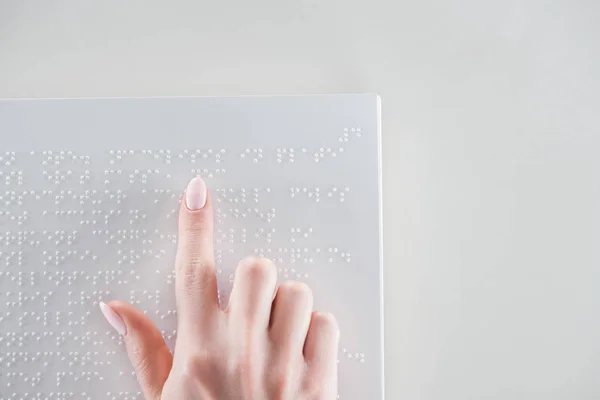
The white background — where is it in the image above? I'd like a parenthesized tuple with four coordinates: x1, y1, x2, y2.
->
(1, 1, 600, 398)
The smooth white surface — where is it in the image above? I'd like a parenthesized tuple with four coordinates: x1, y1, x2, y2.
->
(1, 1, 600, 399)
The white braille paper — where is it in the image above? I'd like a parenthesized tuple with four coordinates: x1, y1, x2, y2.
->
(0, 95, 383, 399)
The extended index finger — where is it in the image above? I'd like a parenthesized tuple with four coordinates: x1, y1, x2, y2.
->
(175, 177, 219, 327)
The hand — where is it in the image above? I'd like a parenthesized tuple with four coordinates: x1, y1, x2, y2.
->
(99, 177, 340, 399)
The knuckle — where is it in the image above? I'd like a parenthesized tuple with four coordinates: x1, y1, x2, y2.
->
(236, 256, 276, 283)
(181, 352, 218, 379)
(185, 254, 215, 276)
(228, 354, 254, 387)
(131, 348, 153, 377)
(126, 340, 169, 383)
(303, 376, 325, 399)
(228, 357, 247, 377)
(269, 364, 294, 398)
(176, 250, 216, 284)
(182, 212, 210, 234)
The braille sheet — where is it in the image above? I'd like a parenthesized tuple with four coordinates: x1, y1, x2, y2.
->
(0, 95, 384, 399)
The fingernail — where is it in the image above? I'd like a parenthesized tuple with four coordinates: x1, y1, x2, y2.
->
(186, 177, 207, 210)
(99, 302, 127, 336)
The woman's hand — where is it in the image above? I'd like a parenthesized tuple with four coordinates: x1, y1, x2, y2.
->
(99, 177, 340, 399)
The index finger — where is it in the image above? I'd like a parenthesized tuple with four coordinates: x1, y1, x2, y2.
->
(175, 177, 219, 328)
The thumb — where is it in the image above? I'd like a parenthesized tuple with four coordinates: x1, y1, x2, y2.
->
(100, 300, 173, 400)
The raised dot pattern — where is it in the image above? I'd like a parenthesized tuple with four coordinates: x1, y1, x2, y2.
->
(0, 128, 369, 399)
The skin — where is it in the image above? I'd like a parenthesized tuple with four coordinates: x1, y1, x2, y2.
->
(103, 180, 340, 399)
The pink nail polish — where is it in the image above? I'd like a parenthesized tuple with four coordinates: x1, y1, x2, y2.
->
(99, 302, 127, 336)
(186, 177, 207, 210)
